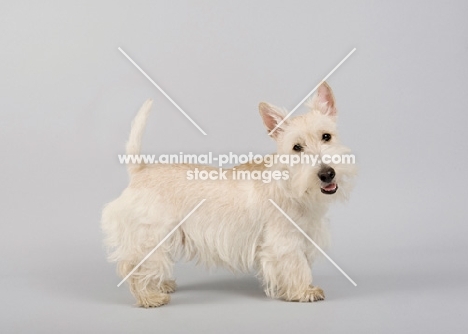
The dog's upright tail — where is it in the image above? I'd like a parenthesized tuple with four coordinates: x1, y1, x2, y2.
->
(125, 99, 153, 174)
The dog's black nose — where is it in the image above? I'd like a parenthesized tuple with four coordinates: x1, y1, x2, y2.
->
(318, 166, 335, 183)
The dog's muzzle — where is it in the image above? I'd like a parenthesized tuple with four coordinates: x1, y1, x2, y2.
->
(318, 166, 338, 195)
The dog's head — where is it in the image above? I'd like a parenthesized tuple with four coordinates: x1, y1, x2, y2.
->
(259, 82, 356, 200)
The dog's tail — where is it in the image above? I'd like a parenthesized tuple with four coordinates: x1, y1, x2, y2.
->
(125, 99, 153, 174)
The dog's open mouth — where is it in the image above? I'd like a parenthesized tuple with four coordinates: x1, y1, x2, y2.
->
(321, 183, 338, 195)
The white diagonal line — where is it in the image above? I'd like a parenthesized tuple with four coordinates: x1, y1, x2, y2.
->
(269, 199, 357, 286)
(118, 47, 207, 136)
(117, 199, 206, 287)
(269, 48, 356, 136)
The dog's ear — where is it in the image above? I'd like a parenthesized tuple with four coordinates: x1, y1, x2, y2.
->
(307, 82, 337, 116)
(259, 102, 288, 139)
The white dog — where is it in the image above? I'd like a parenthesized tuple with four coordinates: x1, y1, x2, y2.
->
(102, 82, 356, 307)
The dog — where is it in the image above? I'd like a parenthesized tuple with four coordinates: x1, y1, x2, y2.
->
(101, 82, 356, 307)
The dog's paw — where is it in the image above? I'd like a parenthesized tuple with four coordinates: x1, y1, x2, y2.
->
(136, 292, 170, 308)
(160, 280, 177, 294)
(297, 286, 325, 302)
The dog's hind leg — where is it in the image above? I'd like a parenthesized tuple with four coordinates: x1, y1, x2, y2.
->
(103, 200, 179, 307)
(118, 253, 174, 308)
(117, 235, 176, 308)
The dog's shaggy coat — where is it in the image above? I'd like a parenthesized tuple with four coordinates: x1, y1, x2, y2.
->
(102, 82, 356, 307)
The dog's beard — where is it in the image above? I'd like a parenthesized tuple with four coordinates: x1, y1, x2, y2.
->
(330, 162, 357, 202)
(280, 159, 356, 202)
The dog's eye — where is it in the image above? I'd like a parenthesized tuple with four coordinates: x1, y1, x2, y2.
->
(293, 144, 303, 152)
(322, 133, 332, 142)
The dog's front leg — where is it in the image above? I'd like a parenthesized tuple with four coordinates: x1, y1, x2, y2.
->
(258, 233, 324, 302)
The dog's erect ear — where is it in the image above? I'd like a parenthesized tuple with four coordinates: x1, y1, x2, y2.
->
(259, 102, 288, 139)
(307, 82, 337, 116)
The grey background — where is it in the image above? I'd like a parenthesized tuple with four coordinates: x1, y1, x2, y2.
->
(1, 1, 467, 333)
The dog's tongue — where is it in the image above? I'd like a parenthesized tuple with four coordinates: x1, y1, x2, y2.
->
(322, 183, 337, 191)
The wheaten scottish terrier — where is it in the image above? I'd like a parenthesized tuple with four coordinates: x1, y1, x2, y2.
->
(102, 82, 356, 307)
